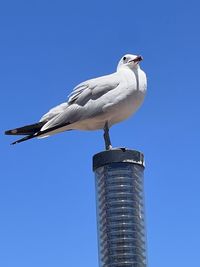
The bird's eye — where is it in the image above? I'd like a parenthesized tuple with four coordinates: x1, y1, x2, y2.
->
(123, 56, 127, 61)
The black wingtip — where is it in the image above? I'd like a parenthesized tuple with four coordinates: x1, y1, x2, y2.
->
(5, 129, 18, 135)
(10, 134, 36, 145)
(11, 141, 17, 145)
(11, 140, 21, 145)
(5, 122, 45, 136)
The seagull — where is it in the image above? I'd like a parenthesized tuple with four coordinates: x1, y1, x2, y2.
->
(5, 54, 147, 149)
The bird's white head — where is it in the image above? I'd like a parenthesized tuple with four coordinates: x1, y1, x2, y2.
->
(117, 54, 143, 71)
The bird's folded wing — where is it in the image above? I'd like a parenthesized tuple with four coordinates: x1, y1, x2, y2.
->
(40, 72, 120, 124)
(40, 72, 121, 132)
(40, 102, 69, 122)
(68, 72, 120, 106)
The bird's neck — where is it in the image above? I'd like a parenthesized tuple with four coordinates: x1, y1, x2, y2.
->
(117, 65, 140, 73)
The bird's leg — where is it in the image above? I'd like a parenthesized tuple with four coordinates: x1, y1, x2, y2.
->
(103, 122, 112, 150)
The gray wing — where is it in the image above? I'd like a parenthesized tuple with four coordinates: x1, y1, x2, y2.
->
(40, 102, 69, 122)
(40, 72, 121, 131)
(68, 73, 120, 106)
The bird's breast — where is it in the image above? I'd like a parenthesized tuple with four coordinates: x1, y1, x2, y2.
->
(107, 69, 147, 125)
(123, 68, 147, 93)
(109, 90, 145, 125)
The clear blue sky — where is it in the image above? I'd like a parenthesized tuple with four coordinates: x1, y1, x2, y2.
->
(1, 1, 200, 266)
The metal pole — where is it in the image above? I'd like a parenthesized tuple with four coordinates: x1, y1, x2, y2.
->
(93, 148, 147, 267)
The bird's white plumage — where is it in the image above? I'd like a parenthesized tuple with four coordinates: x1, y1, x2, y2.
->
(39, 54, 147, 137)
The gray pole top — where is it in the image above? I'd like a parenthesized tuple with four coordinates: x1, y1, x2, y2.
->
(93, 148, 145, 171)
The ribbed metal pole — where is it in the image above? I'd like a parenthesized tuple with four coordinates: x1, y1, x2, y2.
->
(93, 148, 147, 267)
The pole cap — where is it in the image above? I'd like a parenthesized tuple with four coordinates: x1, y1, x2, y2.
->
(93, 148, 145, 171)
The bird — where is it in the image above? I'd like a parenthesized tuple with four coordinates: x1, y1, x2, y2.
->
(5, 54, 147, 149)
